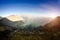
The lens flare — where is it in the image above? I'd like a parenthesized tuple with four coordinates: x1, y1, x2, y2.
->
(49, 14, 57, 19)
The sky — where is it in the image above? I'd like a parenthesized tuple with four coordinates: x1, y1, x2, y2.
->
(0, 0, 60, 17)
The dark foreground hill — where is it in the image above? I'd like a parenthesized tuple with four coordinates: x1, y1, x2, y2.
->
(43, 16, 60, 40)
(44, 16, 60, 31)
(0, 18, 11, 40)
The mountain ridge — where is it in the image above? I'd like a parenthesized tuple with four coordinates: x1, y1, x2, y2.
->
(44, 16, 60, 31)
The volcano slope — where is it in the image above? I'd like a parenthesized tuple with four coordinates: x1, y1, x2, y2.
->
(43, 16, 60, 40)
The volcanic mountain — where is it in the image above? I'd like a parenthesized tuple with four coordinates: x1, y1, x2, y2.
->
(0, 15, 25, 29)
(44, 16, 60, 31)
(6, 15, 24, 21)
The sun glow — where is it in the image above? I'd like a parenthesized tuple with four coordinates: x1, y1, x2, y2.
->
(49, 14, 57, 19)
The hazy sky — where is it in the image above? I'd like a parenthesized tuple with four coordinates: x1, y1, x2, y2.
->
(0, 0, 60, 17)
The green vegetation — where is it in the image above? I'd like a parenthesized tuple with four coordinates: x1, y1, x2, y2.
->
(9, 31, 43, 40)
(8, 24, 60, 40)
(0, 24, 60, 40)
